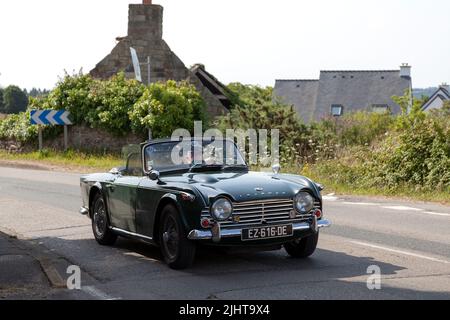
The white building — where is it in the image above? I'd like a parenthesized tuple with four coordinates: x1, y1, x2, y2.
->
(421, 84, 450, 112)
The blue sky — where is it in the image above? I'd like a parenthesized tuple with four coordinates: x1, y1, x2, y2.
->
(0, 0, 449, 90)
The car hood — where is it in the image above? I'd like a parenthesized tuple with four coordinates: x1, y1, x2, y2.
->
(161, 171, 320, 205)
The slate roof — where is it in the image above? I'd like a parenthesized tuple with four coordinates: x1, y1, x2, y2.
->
(421, 87, 450, 111)
(274, 80, 319, 123)
(274, 69, 412, 123)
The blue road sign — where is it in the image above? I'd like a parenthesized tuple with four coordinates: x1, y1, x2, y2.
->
(30, 110, 72, 126)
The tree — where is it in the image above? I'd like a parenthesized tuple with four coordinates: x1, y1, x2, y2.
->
(0, 88, 4, 113)
(3, 85, 28, 114)
(28, 88, 50, 98)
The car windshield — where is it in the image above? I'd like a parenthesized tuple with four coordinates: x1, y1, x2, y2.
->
(144, 140, 247, 173)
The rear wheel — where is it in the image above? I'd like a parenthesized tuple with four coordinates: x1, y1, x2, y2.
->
(284, 232, 319, 258)
(91, 193, 117, 246)
(159, 204, 196, 270)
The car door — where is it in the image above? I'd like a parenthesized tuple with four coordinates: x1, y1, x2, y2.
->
(135, 177, 161, 239)
(106, 151, 143, 233)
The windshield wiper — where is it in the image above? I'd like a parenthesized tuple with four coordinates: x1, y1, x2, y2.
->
(188, 163, 223, 173)
(221, 164, 248, 171)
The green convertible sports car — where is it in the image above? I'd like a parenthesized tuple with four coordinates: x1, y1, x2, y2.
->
(79, 138, 331, 269)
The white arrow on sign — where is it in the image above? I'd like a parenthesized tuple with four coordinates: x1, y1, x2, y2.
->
(30, 110, 73, 126)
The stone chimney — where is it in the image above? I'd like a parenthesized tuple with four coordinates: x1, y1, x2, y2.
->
(128, 2, 163, 40)
(400, 63, 411, 79)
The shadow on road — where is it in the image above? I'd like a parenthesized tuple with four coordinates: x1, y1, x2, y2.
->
(22, 234, 450, 300)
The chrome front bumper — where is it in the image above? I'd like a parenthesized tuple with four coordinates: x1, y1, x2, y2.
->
(188, 218, 331, 242)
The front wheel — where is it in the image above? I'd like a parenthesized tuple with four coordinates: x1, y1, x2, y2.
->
(159, 204, 196, 270)
(284, 232, 319, 258)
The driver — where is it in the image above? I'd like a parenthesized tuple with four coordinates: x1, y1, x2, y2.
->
(182, 144, 204, 165)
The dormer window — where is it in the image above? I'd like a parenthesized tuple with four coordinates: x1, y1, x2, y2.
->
(372, 104, 390, 114)
(331, 104, 344, 117)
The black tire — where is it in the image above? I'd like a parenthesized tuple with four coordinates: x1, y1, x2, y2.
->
(91, 193, 117, 246)
(284, 232, 319, 258)
(159, 204, 196, 270)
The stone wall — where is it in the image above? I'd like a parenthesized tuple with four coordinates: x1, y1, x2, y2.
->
(0, 126, 144, 154)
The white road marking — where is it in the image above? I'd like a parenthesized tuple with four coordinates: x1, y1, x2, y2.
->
(323, 195, 339, 201)
(424, 212, 450, 217)
(350, 241, 450, 265)
(82, 286, 120, 300)
(342, 202, 377, 206)
(381, 206, 424, 212)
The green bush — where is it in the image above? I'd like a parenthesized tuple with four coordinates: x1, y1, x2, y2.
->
(368, 113, 450, 191)
(0, 111, 37, 143)
(218, 84, 312, 164)
(37, 72, 145, 136)
(1, 72, 207, 144)
(129, 80, 207, 138)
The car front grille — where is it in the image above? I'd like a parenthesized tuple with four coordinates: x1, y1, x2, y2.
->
(201, 198, 321, 228)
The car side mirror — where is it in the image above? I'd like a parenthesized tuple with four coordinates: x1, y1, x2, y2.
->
(148, 170, 160, 181)
(316, 183, 324, 191)
(272, 164, 281, 174)
(109, 167, 121, 175)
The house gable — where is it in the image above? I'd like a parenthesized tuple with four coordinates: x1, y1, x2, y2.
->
(422, 87, 450, 112)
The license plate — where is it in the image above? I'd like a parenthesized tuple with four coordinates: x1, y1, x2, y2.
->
(241, 224, 293, 241)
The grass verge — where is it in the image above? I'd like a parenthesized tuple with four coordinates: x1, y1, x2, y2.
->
(299, 165, 450, 205)
(0, 149, 122, 172)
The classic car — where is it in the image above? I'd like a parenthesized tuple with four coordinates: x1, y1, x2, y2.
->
(79, 138, 331, 269)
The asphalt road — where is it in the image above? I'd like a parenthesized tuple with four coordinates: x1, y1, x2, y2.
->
(0, 166, 449, 300)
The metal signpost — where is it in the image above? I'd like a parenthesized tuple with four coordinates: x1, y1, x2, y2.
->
(30, 110, 73, 151)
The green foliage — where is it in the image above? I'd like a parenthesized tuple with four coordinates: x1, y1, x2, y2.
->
(218, 84, 311, 164)
(2, 85, 28, 114)
(0, 111, 37, 142)
(0, 88, 4, 113)
(302, 111, 450, 194)
(368, 112, 450, 192)
(129, 80, 206, 138)
(36, 72, 145, 136)
(28, 88, 50, 98)
(223, 82, 449, 197)
(219, 83, 396, 165)
(226, 83, 274, 108)
(1, 72, 207, 144)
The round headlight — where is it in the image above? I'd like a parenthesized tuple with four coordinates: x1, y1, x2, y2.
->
(211, 198, 233, 221)
(294, 192, 314, 213)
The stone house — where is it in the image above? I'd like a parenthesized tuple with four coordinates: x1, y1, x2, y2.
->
(274, 64, 413, 123)
(90, 0, 230, 117)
